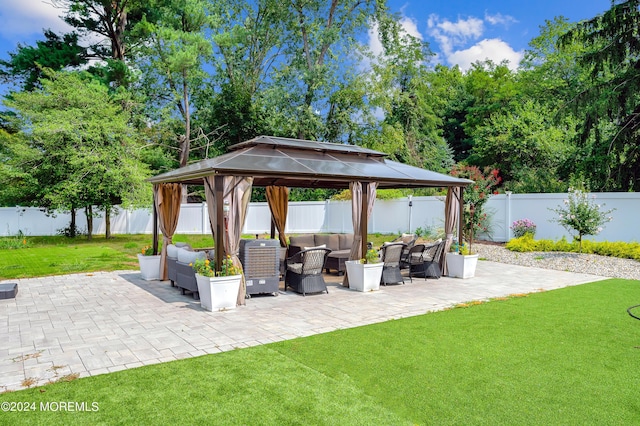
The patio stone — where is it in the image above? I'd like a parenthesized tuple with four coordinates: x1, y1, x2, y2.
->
(0, 264, 608, 392)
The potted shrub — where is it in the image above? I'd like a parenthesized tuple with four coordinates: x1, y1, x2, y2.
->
(193, 255, 242, 311)
(345, 248, 383, 292)
(137, 245, 161, 281)
(445, 241, 478, 279)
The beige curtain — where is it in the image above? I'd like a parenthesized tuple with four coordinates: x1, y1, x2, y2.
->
(153, 183, 182, 280)
(266, 186, 289, 247)
(443, 186, 460, 275)
(204, 175, 254, 306)
(343, 181, 377, 287)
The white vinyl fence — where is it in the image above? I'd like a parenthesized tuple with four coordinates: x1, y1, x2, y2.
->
(2, 192, 638, 242)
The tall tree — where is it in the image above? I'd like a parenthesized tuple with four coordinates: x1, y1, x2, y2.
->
(136, 0, 213, 168)
(3, 70, 151, 238)
(560, 0, 640, 190)
(0, 30, 87, 91)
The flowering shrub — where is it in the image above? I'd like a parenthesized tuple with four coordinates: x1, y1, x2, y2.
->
(548, 188, 615, 252)
(450, 165, 502, 252)
(192, 255, 242, 277)
(511, 219, 537, 239)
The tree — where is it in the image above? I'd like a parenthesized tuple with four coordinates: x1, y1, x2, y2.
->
(365, 12, 453, 172)
(471, 99, 575, 192)
(135, 0, 213, 169)
(0, 30, 88, 91)
(3, 70, 151, 238)
(559, 0, 640, 190)
(549, 187, 615, 252)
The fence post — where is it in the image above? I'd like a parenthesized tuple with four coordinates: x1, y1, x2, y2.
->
(505, 191, 512, 241)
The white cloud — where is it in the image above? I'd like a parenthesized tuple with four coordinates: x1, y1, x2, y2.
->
(427, 14, 523, 72)
(430, 15, 483, 41)
(484, 12, 518, 27)
(446, 38, 523, 71)
(0, 0, 72, 40)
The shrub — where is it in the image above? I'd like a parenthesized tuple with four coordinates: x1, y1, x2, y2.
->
(510, 219, 536, 238)
(548, 188, 615, 252)
(505, 236, 640, 261)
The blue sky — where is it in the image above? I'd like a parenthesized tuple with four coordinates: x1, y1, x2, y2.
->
(0, 0, 613, 73)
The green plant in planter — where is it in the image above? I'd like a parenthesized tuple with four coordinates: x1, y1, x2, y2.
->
(140, 245, 154, 256)
(192, 255, 242, 277)
(363, 248, 380, 264)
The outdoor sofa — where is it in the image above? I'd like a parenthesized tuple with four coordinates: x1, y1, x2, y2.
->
(289, 233, 354, 275)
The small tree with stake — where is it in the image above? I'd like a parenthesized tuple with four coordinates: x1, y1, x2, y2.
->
(549, 187, 615, 252)
(450, 165, 501, 254)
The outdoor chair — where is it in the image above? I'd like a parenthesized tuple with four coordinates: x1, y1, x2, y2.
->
(380, 242, 406, 285)
(413, 240, 446, 279)
(175, 247, 207, 299)
(400, 243, 426, 282)
(284, 247, 332, 296)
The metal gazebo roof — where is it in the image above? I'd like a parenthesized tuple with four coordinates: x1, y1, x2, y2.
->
(148, 135, 473, 189)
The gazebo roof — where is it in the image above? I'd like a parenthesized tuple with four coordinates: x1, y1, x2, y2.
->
(148, 135, 472, 189)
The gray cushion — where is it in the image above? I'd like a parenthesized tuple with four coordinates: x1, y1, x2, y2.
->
(289, 235, 315, 248)
(177, 248, 206, 264)
(338, 233, 354, 250)
(315, 234, 339, 251)
(167, 244, 179, 259)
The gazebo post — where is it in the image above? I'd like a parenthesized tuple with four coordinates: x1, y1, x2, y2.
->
(152, 193, 159, 255)
(214, 175, 224, 274)
(360, 182, 369, 259)
(458, 186, 465, 243)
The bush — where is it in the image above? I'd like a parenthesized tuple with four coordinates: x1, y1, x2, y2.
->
(510, 219, 536, 239)
(505, 235, 640, 261)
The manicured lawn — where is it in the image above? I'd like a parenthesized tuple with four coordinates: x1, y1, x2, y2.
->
(1, 278, 638, 424)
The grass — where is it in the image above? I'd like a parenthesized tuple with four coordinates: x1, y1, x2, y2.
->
(1, 278, 639, 424)
(0, 233, 397, 280)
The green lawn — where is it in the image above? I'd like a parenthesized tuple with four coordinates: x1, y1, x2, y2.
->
(1, 278, 639, 425)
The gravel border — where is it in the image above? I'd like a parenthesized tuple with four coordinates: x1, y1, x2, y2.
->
(474, 243, 640, 281)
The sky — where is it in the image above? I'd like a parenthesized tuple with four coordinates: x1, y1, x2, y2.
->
(0, 0, 614, 73)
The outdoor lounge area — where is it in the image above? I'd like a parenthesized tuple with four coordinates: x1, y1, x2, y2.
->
(147, 135, 473, 306)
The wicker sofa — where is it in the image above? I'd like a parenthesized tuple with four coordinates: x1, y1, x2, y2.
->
(289, 233, 354, 275)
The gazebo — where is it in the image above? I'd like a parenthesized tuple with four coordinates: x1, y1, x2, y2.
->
(148, 135, 473, 304)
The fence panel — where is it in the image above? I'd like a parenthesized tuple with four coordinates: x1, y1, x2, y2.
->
(1, 192, 638, 242)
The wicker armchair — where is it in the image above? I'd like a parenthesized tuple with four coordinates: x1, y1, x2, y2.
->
(284, 247, 331, 296)
(400, 243, 426, 282)
(408, 241, 446, 279)
(380, 242, 406, 286)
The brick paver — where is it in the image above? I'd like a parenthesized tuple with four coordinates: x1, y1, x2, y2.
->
(0, 262, 606, 392)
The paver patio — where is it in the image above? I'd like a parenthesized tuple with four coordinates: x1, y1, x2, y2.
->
(0, 261, 607, 392)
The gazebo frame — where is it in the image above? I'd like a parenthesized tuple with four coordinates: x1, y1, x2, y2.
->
(148, 136, 472, 299)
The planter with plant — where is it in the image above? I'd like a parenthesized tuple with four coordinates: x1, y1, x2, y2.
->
(193, 255, 242, 311)
(445, 241, 479, 279)
(138, 245, 161, 281)
(345, 248, 383, 292)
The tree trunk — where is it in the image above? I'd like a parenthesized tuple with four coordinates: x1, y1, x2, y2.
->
(70, 207, 77, 238)
(105, 208, 112, 239)
(85, 206, 93, 240)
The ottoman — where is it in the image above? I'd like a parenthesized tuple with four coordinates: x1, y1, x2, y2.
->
(0, 283, 18, 299)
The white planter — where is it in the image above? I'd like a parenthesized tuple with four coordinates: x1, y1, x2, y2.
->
(138, 254, 161, 281)
(445, 253, 479, 279)
(345, 260, 383, 292)
(195, 273, 242, 311)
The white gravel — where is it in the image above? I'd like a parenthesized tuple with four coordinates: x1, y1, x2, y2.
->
(474, 243, 640, 281)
